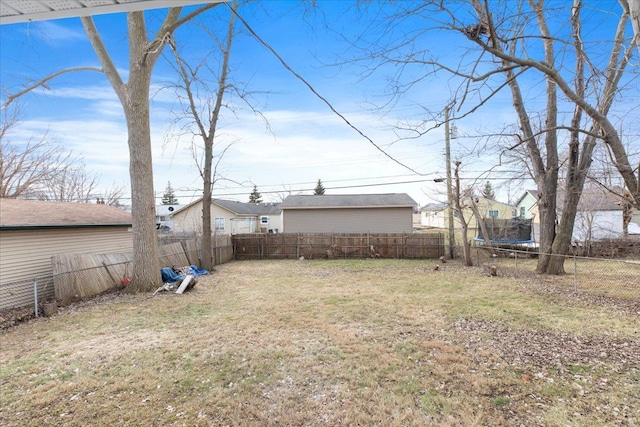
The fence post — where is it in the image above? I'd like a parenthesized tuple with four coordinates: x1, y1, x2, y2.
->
(34, 279, 39, 318)
(574, 252, 578, 293)
(515, 251, 518, 277)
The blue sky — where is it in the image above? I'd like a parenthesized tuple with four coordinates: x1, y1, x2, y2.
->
(1, 1, 636, 207)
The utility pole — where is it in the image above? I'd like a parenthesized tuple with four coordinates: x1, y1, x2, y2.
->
(444, 105, 456, 259)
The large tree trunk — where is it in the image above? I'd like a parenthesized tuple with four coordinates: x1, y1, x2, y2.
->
(201, 135, 214, 271)
(82, 9, 205, 291)
(125, 75, 161, 291)
(121, 12, 164, 292)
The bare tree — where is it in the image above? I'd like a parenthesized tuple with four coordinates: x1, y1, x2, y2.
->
(40, 162, 99, 203)
(1, 105, 85, 200)
(1, 111, 129, 205)
(81, 5, 222, 290)
(0, 138, 69, 199)
(348, 0, 638, 274)
(103, 183, 127, 208)
(452, 162, 473, 266)
(166, 5, 237, 271)
(3, 4, 222, 291)
(272, 184, 303, 203)
(620, 0, 640, 52)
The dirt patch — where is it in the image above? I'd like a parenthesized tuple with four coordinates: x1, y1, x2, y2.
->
(0, 287, 140, 331)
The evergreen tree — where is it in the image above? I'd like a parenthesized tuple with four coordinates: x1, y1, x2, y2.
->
(313, 179, 325, 195)
(482, 181, 496, 200)
(161, 181, 179, 205)
(249, 185, 262, 203)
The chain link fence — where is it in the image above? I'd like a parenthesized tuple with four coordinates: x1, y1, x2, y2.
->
(0, 275, 55, 315)
(0, 239, 233, 317)
(473, 246, 639, 301)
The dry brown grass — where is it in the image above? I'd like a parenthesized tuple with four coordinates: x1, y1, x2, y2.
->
(1, 259, 638, 426)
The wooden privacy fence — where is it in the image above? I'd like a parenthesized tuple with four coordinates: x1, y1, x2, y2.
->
(52, 242, 195, 305)
(158, 234, 234, 267)
(232, 232, 445, 260)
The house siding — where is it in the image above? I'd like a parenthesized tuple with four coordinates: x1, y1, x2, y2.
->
(572, 210, 624, 241)
(171, 200, 205, 234)
(282, 207, 413, 233)
(172, 201, 237, 235)
(0, 227, 133, 310)
(421, 209, 446, 228)
(172, 201, 283, 235)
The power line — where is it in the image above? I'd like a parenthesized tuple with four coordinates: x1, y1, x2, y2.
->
(226, 3, 426, 176)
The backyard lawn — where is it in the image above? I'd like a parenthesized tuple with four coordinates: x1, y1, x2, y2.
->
(0, 259, 638, 426)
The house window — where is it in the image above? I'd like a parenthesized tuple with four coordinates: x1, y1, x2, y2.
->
(488, 210, 499, 218)
(520, 207, 525, 217)
(260, 216, 269, 224)
(214, 217, 225, 231)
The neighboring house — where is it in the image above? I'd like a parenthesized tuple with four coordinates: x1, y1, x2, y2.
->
(420, 202, 447, 228)
(0, 199, 133, 310)
(280, 193, 417, 233)
(460, 197, 514, 229)
(515, 187, 640, 244)
(421, 198, 513, 233)
(155, 204, 180, 230)
(515, 189, 540, 243)
(562, 187, 639, 242)
(171, 198, 282, 235)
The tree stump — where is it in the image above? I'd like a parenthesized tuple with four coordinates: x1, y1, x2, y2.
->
(43, 302, 58, 317)
(489, 265, 497, 276)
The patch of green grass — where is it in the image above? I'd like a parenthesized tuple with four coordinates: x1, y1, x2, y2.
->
(493, 396, 510, 407)
(568, 364, 592, 375)
(396, 377, 422, 395)
(323, 295, 354, 305)
(419, 388, 453, 415)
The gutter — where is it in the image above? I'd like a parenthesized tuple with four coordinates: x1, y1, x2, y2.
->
(0, 223, 133, 231)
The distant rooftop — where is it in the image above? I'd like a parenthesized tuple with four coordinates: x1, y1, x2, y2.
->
(0, 199, 132, 228)
(281, 193, 417, 209)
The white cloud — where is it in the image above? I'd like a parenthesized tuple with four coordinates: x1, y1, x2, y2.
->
(32, 21, 86, 45)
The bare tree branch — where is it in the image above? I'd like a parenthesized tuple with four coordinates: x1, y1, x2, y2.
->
(1, 67, 103, 110)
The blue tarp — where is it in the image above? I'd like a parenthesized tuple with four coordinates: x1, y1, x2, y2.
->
(189, 265, 209, 276)
(160, 265, 210, 284)
(161, 268, 183, 283)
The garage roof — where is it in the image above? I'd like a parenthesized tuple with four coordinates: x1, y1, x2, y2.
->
(281, 194, 418, 209)
(0, 199, 132, 229)
(0, 0, 222, 25)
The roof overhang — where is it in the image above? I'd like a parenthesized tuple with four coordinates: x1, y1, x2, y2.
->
(0, 0, 224, 25)
(282, 205, 415, 210)
(1, 223, 132, 230)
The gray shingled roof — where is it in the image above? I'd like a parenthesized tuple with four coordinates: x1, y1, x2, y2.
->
(520, 188, 624, 212)
(281, 193, 417, 209)
(420, 202, 447, 211)
(213, 199, 282, 215)
(0, 199, 132, 228)
(571, 187, 624, 211)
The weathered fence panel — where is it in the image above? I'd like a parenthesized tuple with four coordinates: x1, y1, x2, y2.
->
(213, 235, 234, 265)
(232, 232, 445, 260)
(158, 242, 190, 268)
(159, 234, 234, 267)
(52, 252, 133, 304)
(3, 236, 234, 311)
(52, 241, 195, 305)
